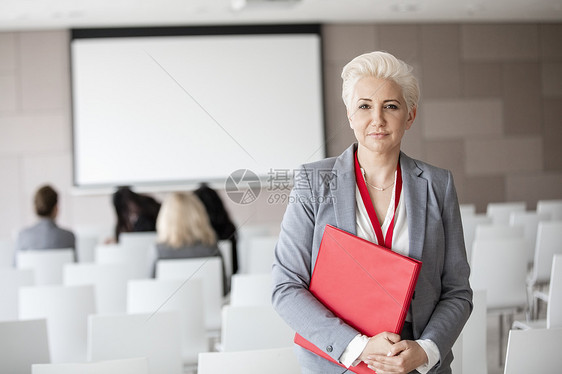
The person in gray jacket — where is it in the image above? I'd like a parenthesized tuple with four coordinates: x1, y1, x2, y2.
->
(272, 51, 472, 374)
(17, 184, 76, 257)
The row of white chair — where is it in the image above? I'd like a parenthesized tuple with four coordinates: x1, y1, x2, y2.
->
(22, 347, 301, 374)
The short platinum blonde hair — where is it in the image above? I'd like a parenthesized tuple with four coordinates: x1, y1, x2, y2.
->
(341, 51, 420, 112)
(157, 192, 217, 248)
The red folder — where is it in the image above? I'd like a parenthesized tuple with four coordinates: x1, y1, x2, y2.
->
(294, 224, 422, 374)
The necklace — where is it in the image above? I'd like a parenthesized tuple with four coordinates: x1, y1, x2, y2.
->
(364, 179, 395, 191)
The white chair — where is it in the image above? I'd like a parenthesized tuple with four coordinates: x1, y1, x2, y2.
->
(32, 357, 149, 374)
(503, 328, 562, 374)
(0, 268, 34, 321)
(95, 243, 153, 280)
(221, 305, 294, 352)
(19, 284, 96, 363)
(218, 239, 233, 281)
(513, 254, 562, 330)
(509, 211, 551, 266)
(474, 224, 524, 241)
(88, 311, 183, 374)
(246, 235, 279, 274)
(459, 203, 476, 218)
(0, 239, 15, 268)
(119, 231, 157, 251)
(460, 214, 493, 264)
(486, 201, 526, 225)
(64, 263, 129, 314)
(0, 319, 50, 373)
(230, 273, 272, 306)
(470, 237, 527, 364)
(75, 234, 99, 263)
(528, 221, 562, 317)
(156, 257, 223, 331)
(126, 278, 208, 364)
(198, 347, 300, 374)
(536, 199, 562, 220)
(237, 225, 278, 274)
(461, 290, 488, 374)
(16, 249, 75, 285)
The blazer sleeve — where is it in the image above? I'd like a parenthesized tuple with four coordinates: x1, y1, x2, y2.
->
(271, 167, 359, 362)
(419, 170, 473, 367)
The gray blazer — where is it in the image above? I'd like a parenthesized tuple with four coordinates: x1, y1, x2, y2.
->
(272, 144, 472, 374)
(17, 218, 75, 253)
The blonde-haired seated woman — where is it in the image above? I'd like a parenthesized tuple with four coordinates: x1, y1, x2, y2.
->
(154, 191, 227, 295)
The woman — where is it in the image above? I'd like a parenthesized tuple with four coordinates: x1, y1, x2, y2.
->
(155, 191, 227, 294)
(194, 183, 239, 274)
(272, 51, 472, 374)
(112, 186, 161, 243)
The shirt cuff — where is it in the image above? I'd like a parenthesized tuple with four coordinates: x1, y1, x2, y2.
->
(415, 339, 440, 374)
(339, 334, 369, 368)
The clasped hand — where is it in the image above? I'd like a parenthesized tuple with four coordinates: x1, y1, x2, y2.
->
(358, 332, 428, 374)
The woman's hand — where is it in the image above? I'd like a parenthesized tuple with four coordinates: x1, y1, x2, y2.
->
(363, 340, 428, 374)
(358, 331, 401, 362)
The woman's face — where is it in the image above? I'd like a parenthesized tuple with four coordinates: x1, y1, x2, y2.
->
(347, 76, 416, 156)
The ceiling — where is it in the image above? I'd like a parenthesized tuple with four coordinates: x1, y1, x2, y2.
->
(1, 0, 561, 31)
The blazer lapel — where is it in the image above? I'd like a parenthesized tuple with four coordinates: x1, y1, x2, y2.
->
(332, 145, 357, 235)
(400, 152, 427, 261)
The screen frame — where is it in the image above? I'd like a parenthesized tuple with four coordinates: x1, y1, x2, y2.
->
(69, 24, 326, 191)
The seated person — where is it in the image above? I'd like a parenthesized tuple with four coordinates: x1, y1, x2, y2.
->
(17, 184, 76, 258)
(194, 183, 239, 274)
(154, 191, 228, 294)
(111, 186, 161, 243)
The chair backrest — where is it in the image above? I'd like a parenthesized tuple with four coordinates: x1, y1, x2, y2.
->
(64, 263, 129, 315)
(509, 211, 551, 265)
(237, 225, 278, 273)
(221, 305, 294, 352)
(119, 232, 158, 250)
(75, 234, 99, 263)
(19, 284, 96, 363)
(486, 202, 526, 225)
(0, 238, 15, 268)
(217, 239, 233, 280)
(461, 289, 488, 374)
(156, 257, 223, 330)
(0, 319, 50, 373)
(470, 238, 527, 310)
(246, 235, 279, 274)
(0, 268, 34, 321)
(88, 311, 182, 374)
(536, 199, 562, 220)
(461, 214, 493, 263)
(459, 204, 476, 218)
(32, 357, 149, 374)
(547, 254, 562, 329)
(503, 328, 562, 374)
(230, 273, 272, 307)
(95, 243, 153, 279)
(16, 249, 74, 285)
(474, 224, 524, 241)
(198, 347, 300, 374)
(126, 278, 207, 364)
(530, 221, 562, 285)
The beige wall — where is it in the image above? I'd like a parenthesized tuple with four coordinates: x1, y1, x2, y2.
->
(0, 23, 561, 242)
(322, 23, 562, 212)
